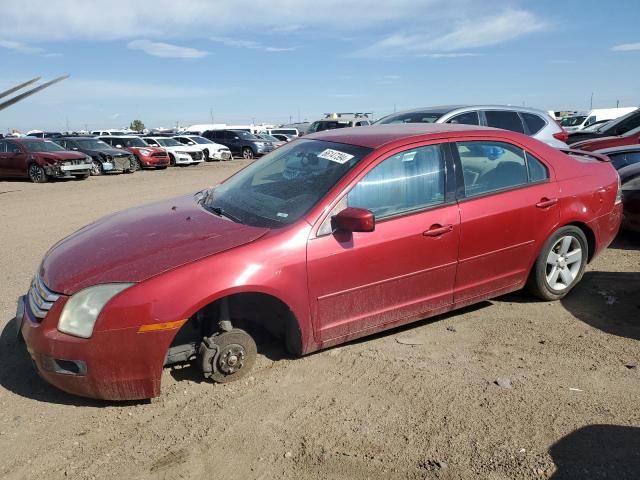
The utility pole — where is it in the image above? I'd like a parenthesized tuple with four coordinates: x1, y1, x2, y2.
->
(590, 92, 594, 110)
(616, 99, 620, 108)
(210, 107, 214, 124)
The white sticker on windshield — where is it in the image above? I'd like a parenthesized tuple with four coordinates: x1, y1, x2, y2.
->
(318, 148, 354, 164)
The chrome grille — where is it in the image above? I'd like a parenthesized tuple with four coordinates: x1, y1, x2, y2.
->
(27, 273, 60, 319)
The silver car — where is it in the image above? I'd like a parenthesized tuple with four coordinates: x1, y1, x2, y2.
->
(376, 105, 568, 148)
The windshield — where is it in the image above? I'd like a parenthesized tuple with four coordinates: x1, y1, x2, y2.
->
(272, 129, 297, 136)
(307, 121, 352, 133)
(117, 137, 149, 147)
(186, 136, 213, 144)
(258, 134, 279, 141)
(77, 138, 112, 150)
(560, 116, 586, 127)
(235, 131, 260, 140)
(203, 139, 372, 228)
(22, 140, 65, 152)
(376, 111, 444, 124)
(156, 138, 181, 147)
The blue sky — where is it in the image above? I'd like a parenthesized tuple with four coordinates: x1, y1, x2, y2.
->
(1, 0, 639, 132)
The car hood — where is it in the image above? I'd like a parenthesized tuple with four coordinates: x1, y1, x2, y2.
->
(40, 195, 269, 295)
(37, 151, 87, 162)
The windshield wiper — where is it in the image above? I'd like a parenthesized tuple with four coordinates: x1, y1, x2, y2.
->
(205, 205, 242, 223)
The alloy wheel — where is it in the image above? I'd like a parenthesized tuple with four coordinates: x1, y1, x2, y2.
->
(242, 148, 254, 159)
(545, 235, 583, 291)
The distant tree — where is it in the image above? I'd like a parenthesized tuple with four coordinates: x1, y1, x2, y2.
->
(130, 119, 145, 132)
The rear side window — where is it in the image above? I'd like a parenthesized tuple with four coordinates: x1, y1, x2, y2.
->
(347, 145, 445, 219)
(447, 111, 480, 126)
(456, 141, 528, 197)
(522, 113, 546, 135)
(484, 111, 525, 134)
(526, 152, 549, 182)
(609, 152, 640, 170)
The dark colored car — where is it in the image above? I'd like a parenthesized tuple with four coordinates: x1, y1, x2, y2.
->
(594, 145, 640, 232)
(568, 125, 640, 152)
(16, 124, 622, 400)
(55, 137, 135, 175)
(202, 129, 274, 159)
(100, 136, 169, 170)
(0, 137, 91, 182)
(568, 108, 640, 145)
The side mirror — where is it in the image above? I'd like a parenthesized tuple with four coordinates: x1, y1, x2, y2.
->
(72, 147, 79, 150)
(331, 207, 375, 233)
(116, 144, 123, 148)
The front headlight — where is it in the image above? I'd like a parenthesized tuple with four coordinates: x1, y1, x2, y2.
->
(177, 151, 190, 156)
(58, 283, 133, 338)
(85, 155, 92, 164)
(139, 149, 151, 156)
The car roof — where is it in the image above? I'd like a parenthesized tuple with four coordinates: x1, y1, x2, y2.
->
(381, 104, 551, 118)
(305, 123, 500, 148)
(594, 144, 640, 156)
(57, 136, 100, 140)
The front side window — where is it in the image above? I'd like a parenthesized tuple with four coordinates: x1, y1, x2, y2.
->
(204, 139, 372, 228)
(346, 145, 445, 219)
(156, 138, 181, 147)
(484, 111, 525, 134)
(447, 111, 479, 126)
(456, 141, 528, 197)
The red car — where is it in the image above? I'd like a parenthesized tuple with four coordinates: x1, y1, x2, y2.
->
(0, 137, 91, 182)
(570, 125, 640, 152)
(17, 124, 622, 400)
(100, 136, 170, 170)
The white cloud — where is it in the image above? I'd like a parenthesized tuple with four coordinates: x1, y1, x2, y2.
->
(352, 9, 545, 57)
(127, 39, 208, 58)
(210, 36, 296, 52)
(417, 52, 483, 58)
(0, 39, 44, 54)
(612, 42, 640, 52)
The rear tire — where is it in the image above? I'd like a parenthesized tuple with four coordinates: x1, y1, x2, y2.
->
(242, 147, 254, 160)
(527, 226, 588, 301)
(28, 164, 48, 183)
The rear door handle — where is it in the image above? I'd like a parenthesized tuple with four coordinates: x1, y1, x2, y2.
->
(535, 197, 558, 209)
(423, 224, 453, 237)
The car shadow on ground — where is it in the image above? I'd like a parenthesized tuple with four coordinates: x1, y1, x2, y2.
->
(560, 271, 640, 341)
(549, 424, 640, 479)
(608, 230, 640, 251)
(0, 317, 146, 407)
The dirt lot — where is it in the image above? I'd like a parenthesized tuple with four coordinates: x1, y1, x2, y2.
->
(0, 162, 638, 480)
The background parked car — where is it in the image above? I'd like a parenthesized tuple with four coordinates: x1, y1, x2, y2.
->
(202, 129, 274, 159)
(268, 127, 300, 137)
(172, 135, 232, 161)
(306, 113, 372, 134)
(271, 133, 295, 143)
(562, 107, 637, 133)
(26, 131, 62, 138)
(256, 133, 286, 149)
(55, 137, 135, 175)
(100, 136, 169, 170)
(0, 137, 91, 182)
(91, 130, 127, 136)
(376, 105, 569, 148)
(568, 108, 640, 144)
(569, 125, 640, 151)
(142, 136, 204, 166)
(594, 145, 640, 232)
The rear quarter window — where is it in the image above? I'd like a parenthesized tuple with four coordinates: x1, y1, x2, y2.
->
(485, 111, 525, 134)
(522, 113, 547, 135)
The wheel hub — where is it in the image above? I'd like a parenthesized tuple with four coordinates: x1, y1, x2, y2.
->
(218, 344, 246, 374)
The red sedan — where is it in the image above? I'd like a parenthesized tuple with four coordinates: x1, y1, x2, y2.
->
(17, 124, 622, 400)
(570, 125, 640, 152)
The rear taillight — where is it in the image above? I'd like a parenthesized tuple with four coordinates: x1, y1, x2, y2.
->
(615, 172, 622, 205)
(553, 128, 569, 143)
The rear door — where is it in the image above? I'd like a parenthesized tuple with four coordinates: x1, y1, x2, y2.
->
(307, 142, 460, 343)
(452, 139, 560, 305)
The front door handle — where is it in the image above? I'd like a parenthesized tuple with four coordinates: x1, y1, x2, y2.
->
(423, 224, 453, 237)
(535, 197, 558, 209)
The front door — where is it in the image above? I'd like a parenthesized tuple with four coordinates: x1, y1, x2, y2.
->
(307, 143, 460, 343)
(2, 140, 27, 177)
(452, 140, 560, 305)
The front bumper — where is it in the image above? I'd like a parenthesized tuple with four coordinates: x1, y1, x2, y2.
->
(17, 294, 171, 400)
(139, 154, 169, 168)
(209, 150, 232, 161)
(44, 162, 91, 178)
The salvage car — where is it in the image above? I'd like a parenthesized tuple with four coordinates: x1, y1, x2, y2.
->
(202, 129, 274, 159)
(568, 108, 640, 145)
(568, 125, 640, 152)
(100, 136, 169, 170)
(142, 136, 204, 165)
(172, 135, 232, 161)
(376, 105, 569, 148)
(16, 124, 622, 400)
(0, 137, 91, 182)
(55, 137, 135, 175)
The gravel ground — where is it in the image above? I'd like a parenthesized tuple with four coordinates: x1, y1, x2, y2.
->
(0, 161, 638, 480)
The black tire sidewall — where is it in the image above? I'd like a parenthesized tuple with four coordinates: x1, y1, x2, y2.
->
(531, 226, 588, 301)
(28, 164, 48, 183)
